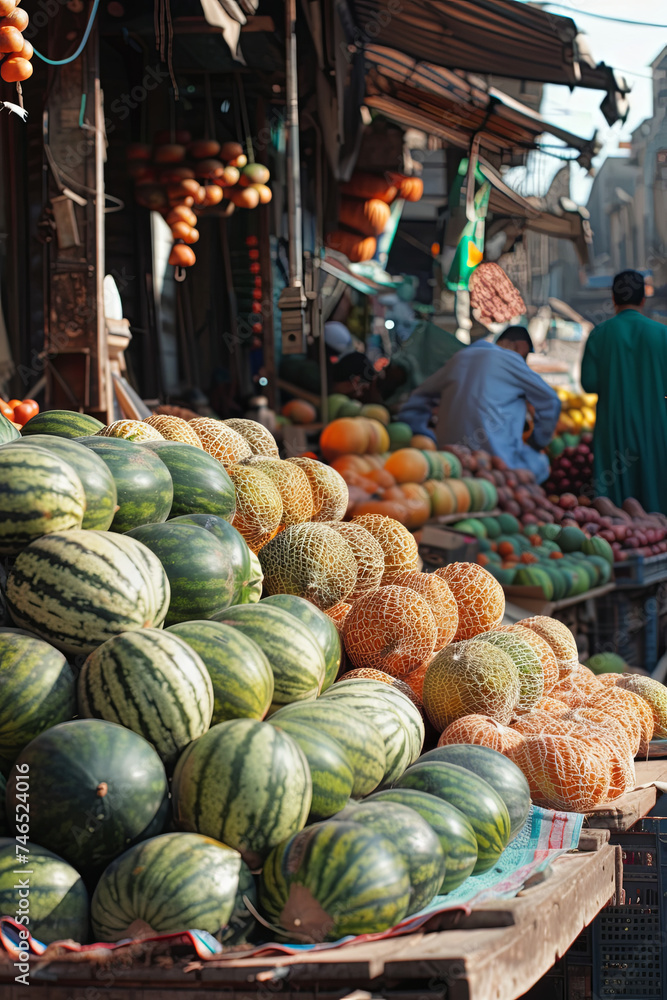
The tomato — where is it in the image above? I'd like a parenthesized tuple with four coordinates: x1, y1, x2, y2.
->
(7, 399, 21, 409)
(0, 401, 13, 420)
(20, 399, 39, 416)
(12, 403, 37, 426)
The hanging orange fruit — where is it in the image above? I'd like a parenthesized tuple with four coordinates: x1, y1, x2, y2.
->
(1, 57, 32, 82)
(169, 244, 196, 267)
(0, 24, 23, 52)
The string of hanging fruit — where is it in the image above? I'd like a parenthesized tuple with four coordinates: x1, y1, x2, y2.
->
(326, 171, 424, 263)
(0, 1, 33, 83)
(128, 132, 272, 270)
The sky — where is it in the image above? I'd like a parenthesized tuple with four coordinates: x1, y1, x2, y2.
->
(509, 0, 667, 203)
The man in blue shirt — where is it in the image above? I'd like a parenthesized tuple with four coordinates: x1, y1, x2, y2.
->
(397, 328, 561, 483)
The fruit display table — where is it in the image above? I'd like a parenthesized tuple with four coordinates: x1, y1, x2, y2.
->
(584, 758, 667, 832)
(0, 840, 619, 1000)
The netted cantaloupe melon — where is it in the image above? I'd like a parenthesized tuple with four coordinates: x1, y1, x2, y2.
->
(390, 571, 458, 651)
(189, 418, 252, 466)
(351, 514, 419, 583)
(323, 522, 384, 600)
(325, 601, 352, 633)
(339, 668, 422, 708)
(591, 685, 655, 755)
(404, 661, 429, 701)
(615, 675, 667, 739)
(520, 616, 579, 678)
(508, 734, 611, 811)
(343, 585, 437, 678)
(423, 640, 520, 731)
(435, 563, 505, 641)
(97, 420, 163, 442)
(144, 414, 204, 448)
(243, 457, 314, 527)
(474, 631, 544, 713)
(533, 695, 570, 717)
(287, 457, 348, 522)
(437, 714, 524, 754)
(259, 523, 358, 611)
(223, 418, 279, 457)
(494, 624, 559, 696)
(227, 465, 283, 553)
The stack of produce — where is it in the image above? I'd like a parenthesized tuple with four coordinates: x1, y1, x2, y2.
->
(0, 1, 33, 84)
(128, 133, 271, 269)
(554, 388, 597, 436)
(545, 433, 593, 497)
(326, 171, 423, 262)
(0, 396, 37, 429)
(543, 495, 667, 562)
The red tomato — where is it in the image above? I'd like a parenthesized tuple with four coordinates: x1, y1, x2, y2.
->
(12, 403, 36, 426)
(16, 399, 39, 421)
(7, 399, 21, 409)
(0, 401, 13, 420)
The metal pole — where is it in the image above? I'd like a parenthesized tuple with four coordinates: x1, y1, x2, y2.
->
(285, 0, 302, 287)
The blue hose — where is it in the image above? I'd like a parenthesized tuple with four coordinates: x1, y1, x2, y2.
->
(32, 0, 101, 66)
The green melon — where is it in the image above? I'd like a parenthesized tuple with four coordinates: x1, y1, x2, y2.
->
(0, 839, 89, 943)
(213, 604, 325, 709)
(336, 801, 445, 913)
(490, 566, 517, 585)
(142, 440, 236, 522)
(21, 410, 105, 439)
(261, 594, 341, 691)
(259, 820, 411, 940)
(395, 761, 511, 874)
(269, 717, 354, 820)
(6, 719, 169, 875)
(244, 550, 264, 603)
(78, 629, 214, 765)
(538, 524, 561, 542)
(497, 513, 521, 534)
(77, 436, 173, 532)
(0, 412, 19, 443)
(514, 567, 555, 599)
(91, 832, 255, 943)
(582, 536, 614, 565)
(169, 514, 254, 606)
(167, 620, 274, 724)
(548, 436, 565, 458)
(269, 702, 385, 798)
(365, 788, 478, 893)
(0, 631, 76, 760)
(461, 478, 486, 513)
(387, 422, 413, 450)
(440, 452, 462, 478)
(539, 564, 568, 601)
(483, 517, 501, 539)
(452, 519, 487, 538)
(423, 450, 444, 481)
(125, 522, 236, 626)
(587, 555, 612, 585)
(558, 526, 586, 553)
(477, 479, 498, 511)
(327, 394, 350, 421)
(586, 652, 627, 675)
(172, 718, 312, 868)
(6, 529, 171, 655)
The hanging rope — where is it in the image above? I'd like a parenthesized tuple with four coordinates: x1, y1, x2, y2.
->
(155, 0, 178, 100)
(32, 0, 101, 66)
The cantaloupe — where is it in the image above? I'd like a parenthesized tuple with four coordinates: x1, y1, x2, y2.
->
(494, 624, 559, 695)
(144, 414, 204, 448)
(223, 418, 279, 456)
(189, 418, 252, 465)
(508, 735, 611, 811)
(615, 675, 667, 739)
(351, 514, 419, 583)
(520, 616, 579, 678)
(343, 585, 437, 678)
(287, 457, 348, 522)
(259, 522, 358, 611)
(435, 563, 505, 641)
(98, 420, 163, 442)
(437, 714, 524, 754)
(390, 571, 458, 651)
(423, 640, 520, 730)
(227, 465, 282, 552)
(323, 522, 384, 600)
(243, 457, 314, 526)
(475, 631, 544, 713)
(325, 601, 352, 633)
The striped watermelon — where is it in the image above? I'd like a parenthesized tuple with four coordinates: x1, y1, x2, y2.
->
(11, 435, 118, 531)
(143, 440, 236, 521)
(269, 702, 385, 798)
(419, 744, 531, 841)
(261, 594, 341, 691)
(259, 820, 411, 941)
(78, 629, 214, 765)
(172, 718, 312, 868)
(269, 716, 354, 820)
(0, 445, 86, 554)
(0, 839, 89, 944)
(6, 719, 169, 874)
(244, 550, 264, 603)
(367, 788, 478, 894)
(324, 679, 424, 759)
(91, 833, 254, 943)
(166, 620, 274, 723)
(337, 801, 445, 912)
(395, 762, 511, 874)
(0, 631, 76, 760)
(21, 410, 105, 439)
(125, 523, 236, 626)
(77, 436, 173, 532)
(0, 412, 19, 443)
(170, 514, 254, 605)
(213, 604, 325, 709)
(6, 530, 170, 655)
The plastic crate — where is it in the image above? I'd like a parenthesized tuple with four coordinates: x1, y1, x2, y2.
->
(591, 589, 659, 672)
(613, 553, 667, 589)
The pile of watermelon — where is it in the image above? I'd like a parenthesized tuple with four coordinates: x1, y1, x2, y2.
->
(0, 407, 530, 948)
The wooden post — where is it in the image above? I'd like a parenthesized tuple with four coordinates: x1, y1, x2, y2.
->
(43, 2, 110, 421)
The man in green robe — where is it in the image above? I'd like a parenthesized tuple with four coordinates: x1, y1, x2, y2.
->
(581, 270, 667, 513)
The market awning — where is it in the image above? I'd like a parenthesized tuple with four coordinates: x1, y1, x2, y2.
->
(364, 45, 600, 169)
(351, 0, 629, 125)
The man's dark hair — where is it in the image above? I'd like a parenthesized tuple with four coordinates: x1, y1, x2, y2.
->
(497, 326, 535, 353)
(330, 351, 377, 385)
(612, 270, 645, 306)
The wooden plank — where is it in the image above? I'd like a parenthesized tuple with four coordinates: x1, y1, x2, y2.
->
(585, 759, 667, 831)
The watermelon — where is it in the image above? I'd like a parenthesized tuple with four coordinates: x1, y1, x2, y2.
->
(0, 631, 76, 760)
(337, 800, 445, 912)
(514, 567, 554, 599)
(167, 620, 274, 724)
(7, 530, 171, 655)
(366, 788, 478, 894)
(587, 555, 612, 584)
(91, 832, 254, 943)
(6, 719, 169, 874)
(169, 514, 255, 605)
(419, 744, 531, 841)
(125, 522, 236, 625)
(142, 440, 236, 521)
(244, 550, 264, 603)
(440, 451, 462, 478)
(582, 536, 614, 565)
(77, 629, 214, 765)
(259, 821, 411, 940)
(269, 716, 354, 820)
(497, 513, 521, 534)
(21, 410, 105, 439)
(261, 594, 341, 691)
(213, 604, 325, 709)
(269, 702, 385, 798)
(77, 436, 173, 532)
(0, 445, 86, 554)
(558, 526, 586, 553)
(0, 412, 19, 444)
(172, 718, 312, 868)
(395, 761, 511, 874)
(0, 839, 89, 943)
(10, 435, 118, 531)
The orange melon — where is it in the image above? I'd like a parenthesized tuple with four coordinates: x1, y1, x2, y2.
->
(422, 639, 521, 730)
(323, 521, 385, 600)
(342, 585, 437, 677)
(435, 562, 505, 641)
(390, 571, 458, 651)
(321, 418, 370, 460)
(227, 465, 282, 552)
(287, 457, 348, 522)
(189, 418, 252, 465)
(384, 448, 429, 484)
(351, 513, 420, 583)
(144, 414, 203, 448)
(243, 457, 314, 527)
